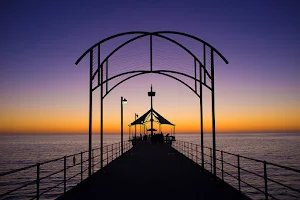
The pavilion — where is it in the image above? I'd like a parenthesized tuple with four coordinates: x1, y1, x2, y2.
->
(128, 85, 175, 139)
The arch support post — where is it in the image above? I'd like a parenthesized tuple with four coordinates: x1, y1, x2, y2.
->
(88, 50, 93, 178)
(200, 62, 204, 171)
(100, 64, 104, 169)
(211, 49, 217, 177)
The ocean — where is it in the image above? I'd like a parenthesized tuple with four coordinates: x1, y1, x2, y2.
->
(0, 133, 299, 199)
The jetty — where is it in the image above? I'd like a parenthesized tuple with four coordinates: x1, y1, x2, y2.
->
(58, 142, 249, 200)
(1, 31, 299, 200)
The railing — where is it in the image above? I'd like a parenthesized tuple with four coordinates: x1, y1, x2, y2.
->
(172, 140, 300, 200)
(0, 141, 132, 200)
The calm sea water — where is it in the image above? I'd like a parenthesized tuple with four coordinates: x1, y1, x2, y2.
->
(0, 133, 299, 199)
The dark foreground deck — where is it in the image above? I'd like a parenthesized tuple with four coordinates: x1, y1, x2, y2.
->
(58, 142, 250, 200)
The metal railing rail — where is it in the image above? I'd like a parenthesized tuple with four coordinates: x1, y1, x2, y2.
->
(0, 141, 132, 199)
(172, 140, 300, 200)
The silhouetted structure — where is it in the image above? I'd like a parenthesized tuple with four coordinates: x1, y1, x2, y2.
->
(74, 31, 229, 177)
(128, 85, 175, 144)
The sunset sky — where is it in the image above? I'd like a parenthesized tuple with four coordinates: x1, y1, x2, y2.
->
(0, 0, 299, 134)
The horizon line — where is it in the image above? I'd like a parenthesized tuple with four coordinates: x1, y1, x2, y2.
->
(1, 131, 299, 135)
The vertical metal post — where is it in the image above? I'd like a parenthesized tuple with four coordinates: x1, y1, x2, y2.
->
(264, 161, 268, 200)
(188, 143, 189, 158)
(88, 50, 93, 178)
(100, 63, 104, 169)
(210, 148, 212, 173)
(200, 60, 204, 171)
(106, 60, 108, 93)
(203, 44, 206, 84)
(92, 149, 94, 174)
(196, 145, 198, 164)
(112, 144, 114, 160)
(238, 155, 241, 191)
(121, 97, 124, 154)
(221, 151, 224, 181)
(135, 113, 137, 138)
(64, 156, 66, 193)
(97, 45, 102, 170)
(97, 45, 100, 85)
(80, 152, 83, 182)
(194, 58, 197, 91)
(150, 35, 153, 71)
(211, 49, 217, 177)
(106, 145, 108, 165)
(36, 163, 40, 200)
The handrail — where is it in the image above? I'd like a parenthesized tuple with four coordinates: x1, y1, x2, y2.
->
(0, 141, 132, 199)
(172, 140, 300, 200)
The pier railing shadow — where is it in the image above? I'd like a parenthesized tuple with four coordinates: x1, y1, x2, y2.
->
(0, 141, 132, 200)
(172, 140, 300, 200)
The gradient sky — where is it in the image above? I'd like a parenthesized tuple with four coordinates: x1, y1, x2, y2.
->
(0, 0, 299, 134)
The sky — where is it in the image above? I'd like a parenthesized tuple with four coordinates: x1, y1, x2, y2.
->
(0, 0, 299, 134)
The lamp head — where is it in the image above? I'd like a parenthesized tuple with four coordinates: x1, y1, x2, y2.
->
(123, 98, 127, 104)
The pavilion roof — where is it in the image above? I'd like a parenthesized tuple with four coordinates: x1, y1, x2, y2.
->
(130, 108, 174, 126)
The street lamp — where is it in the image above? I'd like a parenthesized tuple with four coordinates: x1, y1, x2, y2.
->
(135, 113, 138, 138)
(121, 96, 127, 154)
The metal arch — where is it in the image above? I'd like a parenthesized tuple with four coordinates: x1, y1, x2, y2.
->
(93, 69, 211, 93)
(102, 70, 201, 87)
(93, 32, 210, 77)
(76, 31, 228, 66)
(79, 31, 228, 179)
(154, 31, 229, 64)
(90, 31, 216, 82)
(75, 31, 148, 65)
(102, 71, 200, 99)
(151, 33, 211, 78)
(91, 33, 152, 79)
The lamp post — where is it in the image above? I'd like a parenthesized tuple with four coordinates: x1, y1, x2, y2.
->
(121, 97, 127, 154)
(134, 113, 138, 138)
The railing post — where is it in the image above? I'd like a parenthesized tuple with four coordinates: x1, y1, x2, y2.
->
(221, 151, 224, 181)
(107, 145, 108, 165)
(196, 145, 198, 164)
(80, 152, 83, 182)
(92, 149, 94, 174)
(238, 154, 241, 192)
(210, 148, 212, 173)
(192, 144, 194, 161)
(100, 148, 101, 169)
(64, 156, 66, 193)
(264, 161, 268, 200)
(112, 144, 114, 160)
(188, 143, 189, 158)
(36, 163, 40, 200)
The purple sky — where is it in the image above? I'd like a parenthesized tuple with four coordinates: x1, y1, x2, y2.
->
(0, 0, 299, 134)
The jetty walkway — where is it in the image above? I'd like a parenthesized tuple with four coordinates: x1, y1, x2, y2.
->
(58, 142, 249, 200)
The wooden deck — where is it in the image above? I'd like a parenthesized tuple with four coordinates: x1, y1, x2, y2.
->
(58, 142, 250, 200)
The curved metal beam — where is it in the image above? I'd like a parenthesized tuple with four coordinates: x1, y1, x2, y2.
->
(92, 33, 152, 79)
(103, 71, 200, 99)
(75, 31, 148, 65)
(154, 31, 228, 64)
(99, 33, 151, 70)
(151, 33, 211, 78)
(92, 33, 217, 79)
(101, 70, 200, 86)
(76, 31, 228, 66)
